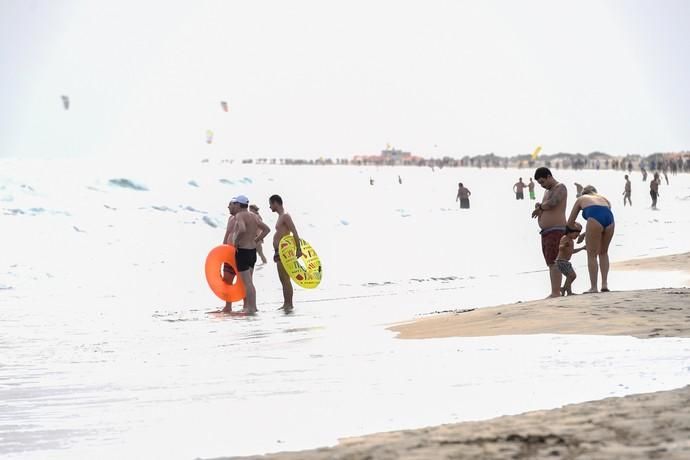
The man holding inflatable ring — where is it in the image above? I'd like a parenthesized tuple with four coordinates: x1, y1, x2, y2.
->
(230, 195, 271, 315)
(220, 199, 239, 313)
(269, 194, 301, 313)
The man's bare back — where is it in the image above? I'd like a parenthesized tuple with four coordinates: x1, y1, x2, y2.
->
(233, 211, 261, 249)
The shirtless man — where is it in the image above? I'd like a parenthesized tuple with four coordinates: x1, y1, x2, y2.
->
(513, 178, 527, 200)
(623, 175, 632, 206)
(249, 204, 268, 264)
(574, 182, 584, 198)
(456, 183, 471, 209)
(650, 173, 660, 209)
(528, 178, 536, 200)
(531, 167, 568, 298)
(221, 199, 238, 313)
(269, 194, 302, 313)
(230, 195, 271, 315)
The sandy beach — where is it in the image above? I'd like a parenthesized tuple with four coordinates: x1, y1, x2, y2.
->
(393, 252, 690, 340)
(613, 251, 690, 273)
(227, 385, 690, 459)
(223, 253, 690, 460)
(391, 288, 690, 340)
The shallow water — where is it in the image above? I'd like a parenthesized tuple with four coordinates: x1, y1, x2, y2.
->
(2, 159, 690, 459)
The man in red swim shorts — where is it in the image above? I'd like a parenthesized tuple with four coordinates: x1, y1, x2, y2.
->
(531, 167, 568, 298)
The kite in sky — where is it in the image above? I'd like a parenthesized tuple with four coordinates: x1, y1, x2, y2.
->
(531, 146, 542, 160)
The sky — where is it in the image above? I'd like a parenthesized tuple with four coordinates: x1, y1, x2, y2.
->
(1, 0, 689, 160)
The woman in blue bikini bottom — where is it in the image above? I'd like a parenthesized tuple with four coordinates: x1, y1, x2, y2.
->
(567, 185, 615, 293)
(582, 205, 614, 228)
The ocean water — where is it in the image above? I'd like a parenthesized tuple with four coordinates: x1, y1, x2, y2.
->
(2, 158, 690, 459)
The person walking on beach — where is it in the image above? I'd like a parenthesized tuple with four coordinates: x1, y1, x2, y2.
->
(650, 173, 660, 209)
(574, 182, 584, 198)
(513, 178, 527, 200)
(231, 195, 271, 315)
(556, 222, 586, 296)
(249, 204, 268, 264)
(221, 199, 239, 313)
(531, 167, 568, 298)
(623, 175, 632, 206)
(567, 185, 614, 293)
(528, 178, 536, 200)
(269, 194, 302, 313)
(456, 183, 471, 209)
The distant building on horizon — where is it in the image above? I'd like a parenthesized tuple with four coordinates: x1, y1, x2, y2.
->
(380, 147, 412, 160)
(351, 147, 424, 165)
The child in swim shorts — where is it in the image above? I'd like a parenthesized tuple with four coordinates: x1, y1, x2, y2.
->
(555, 222, 586, 296)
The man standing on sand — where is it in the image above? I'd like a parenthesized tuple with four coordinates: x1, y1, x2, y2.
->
(650, 173, 660, 209)
(531, 167, 568, 298)
(229, 195, 271, 315)
(513, 178, 527, 200)
(269, 194, 302, 313)
(623, 175, 632, 206)
(528, 178, 536, 200)
(456, 182, 471, 209)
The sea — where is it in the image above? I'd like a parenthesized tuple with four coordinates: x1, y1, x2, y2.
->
(2, 157, 690, 459)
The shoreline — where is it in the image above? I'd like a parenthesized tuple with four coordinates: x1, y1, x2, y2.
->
(390, 287, 690, 340)
(221, 252, 690, 460)
(612, 251, 690, 272)
(391, 252, 690, 340)
(228, 385, 690, 459)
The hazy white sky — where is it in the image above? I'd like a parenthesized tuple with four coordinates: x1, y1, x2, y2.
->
(1, 0, 689, 160)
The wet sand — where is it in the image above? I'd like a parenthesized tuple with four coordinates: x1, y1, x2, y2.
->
(220, 253, 690, 460)
(391, 251, 690, 340)
(227, 385, 690, 459)
(613, 251, 690, 272)
(391, 288, 690, 340)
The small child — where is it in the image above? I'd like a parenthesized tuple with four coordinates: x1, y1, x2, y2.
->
(556, 222, 586, 296)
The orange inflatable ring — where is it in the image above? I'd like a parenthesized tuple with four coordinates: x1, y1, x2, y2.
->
(205, 244, 246, 302)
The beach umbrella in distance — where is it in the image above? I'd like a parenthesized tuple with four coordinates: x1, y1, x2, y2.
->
(220, 101, 228, 112)
(206, 130, 214, 144)
(61, 95, 70, 110)
(531, 146, 542, 160)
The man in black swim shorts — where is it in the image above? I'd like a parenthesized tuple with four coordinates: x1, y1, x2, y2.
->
(235, 247, 258, 272)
